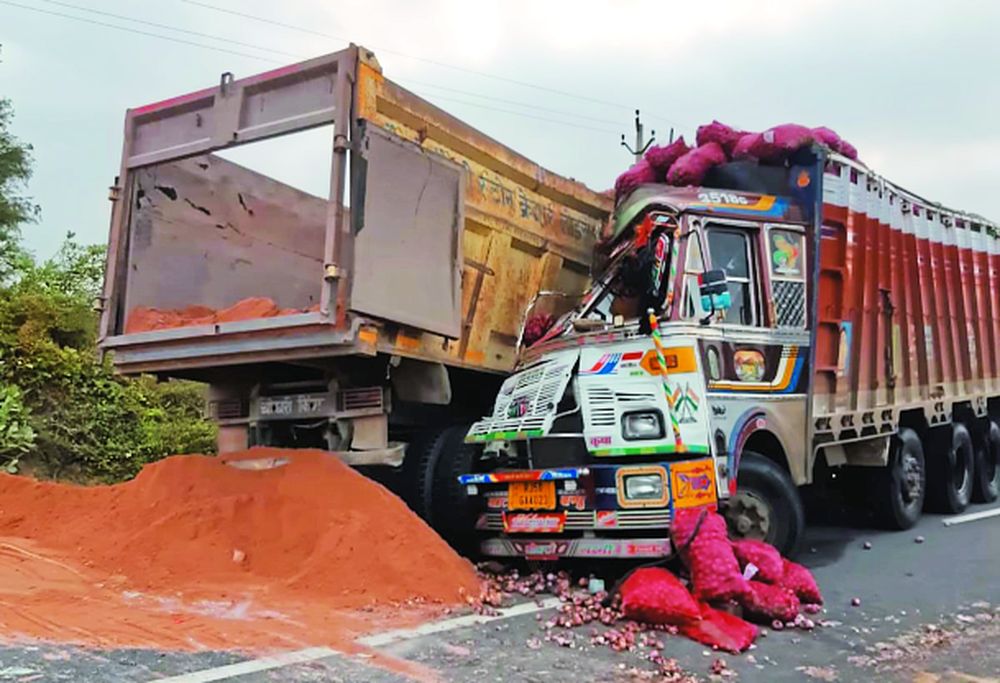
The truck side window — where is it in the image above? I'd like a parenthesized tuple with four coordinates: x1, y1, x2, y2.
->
(682, 233, 706, 320)
(767, 228, 807, 328)
(707, 228, 759, 326)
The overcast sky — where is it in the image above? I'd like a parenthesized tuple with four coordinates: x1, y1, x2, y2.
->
(2, 0, 999, 258)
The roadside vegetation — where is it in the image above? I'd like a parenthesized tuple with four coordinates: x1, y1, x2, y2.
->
(0, 81, 215, 482)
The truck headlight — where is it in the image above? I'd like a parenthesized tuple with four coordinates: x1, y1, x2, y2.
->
(622, 411, 665, 440)
(624, 473, 664, 500)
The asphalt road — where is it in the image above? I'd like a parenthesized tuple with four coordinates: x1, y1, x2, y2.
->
(2, 504, 1000, 682)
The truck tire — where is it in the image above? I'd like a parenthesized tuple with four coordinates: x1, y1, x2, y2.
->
(973, 417, 1000, 503)
(868, 427, 925, 530)
(725, 452, 805, 558)
(430, 425, 479, 552)
(925, 423, 974, 514)
(401, 427, 451, 524)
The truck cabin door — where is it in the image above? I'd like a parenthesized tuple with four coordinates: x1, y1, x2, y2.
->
(705, 224, 763, 328)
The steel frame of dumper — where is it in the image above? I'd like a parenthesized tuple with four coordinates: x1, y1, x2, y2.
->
(97, 45, 611, 471)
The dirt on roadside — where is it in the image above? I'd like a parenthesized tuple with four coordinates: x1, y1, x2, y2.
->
(0, 448, 479, 658)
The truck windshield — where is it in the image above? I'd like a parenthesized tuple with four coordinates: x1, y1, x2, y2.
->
(519, 227, 676, 350)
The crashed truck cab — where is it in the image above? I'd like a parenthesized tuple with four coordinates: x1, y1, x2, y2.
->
(457, 190, 753, 561)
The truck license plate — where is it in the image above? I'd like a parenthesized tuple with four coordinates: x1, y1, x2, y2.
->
(259, 398, 293, 416)
(508, 481, 556, 510)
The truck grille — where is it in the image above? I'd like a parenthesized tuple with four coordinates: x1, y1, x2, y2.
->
(339, 387, 384, 412)
(467, 356, 575, 439)
(211, 398, 248, 420)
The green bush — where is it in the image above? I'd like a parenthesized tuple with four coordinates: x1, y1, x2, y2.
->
(0, 87, 215, 482)
(0, 383, 34, 472)
(0, 235, 216, 482)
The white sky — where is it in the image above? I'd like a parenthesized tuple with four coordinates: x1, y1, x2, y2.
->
(2, 0, 999, 258)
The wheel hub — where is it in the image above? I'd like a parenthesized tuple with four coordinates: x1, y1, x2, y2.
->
(900, 450, 922, 504)
(952, 446, 970, 493)
(726, 491, 772, 540)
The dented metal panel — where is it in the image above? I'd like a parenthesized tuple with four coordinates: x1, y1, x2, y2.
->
(351, 125, 464, 338)
(124, 155, 326, 315)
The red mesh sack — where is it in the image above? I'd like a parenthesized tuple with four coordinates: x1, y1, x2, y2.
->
(740, 581, 800, 622)
(735, 124, 815, 161)
(732, 539, 784, 584)
(811, 126, 859, 160)
(679, 602, 757, 653)
(522, 313, 555, 347)
(671, 509, 750, 603)
(731, 133, 760, 160)
(764, 123, 815, 151)
(618, 567, 701, 626)
(781, 559, 823, 605)
(695, 121, 745, 156)
(835, 138, 858, 160)
(811, 126, 842, 149)
(665, 142, 727, 187)
(614, 159, 656, 203)
(644, 137, 690, 180)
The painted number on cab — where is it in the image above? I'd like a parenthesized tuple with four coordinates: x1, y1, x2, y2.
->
(698, 191, 749, 205)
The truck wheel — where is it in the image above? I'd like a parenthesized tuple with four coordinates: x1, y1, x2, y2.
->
(926, 423, 974, 514)
(430, 425, 479, 552)
(868, 428, 925, 530)
(724, 452, 805, 557)
(973, 417, 1000, 503)
(401, 427, 451, 524)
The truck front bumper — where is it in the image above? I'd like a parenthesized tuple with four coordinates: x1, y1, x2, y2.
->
(459, 459, 719, 560)
(480, 536, 671, 560)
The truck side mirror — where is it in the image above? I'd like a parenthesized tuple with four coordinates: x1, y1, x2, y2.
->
(698, 269, 731, 320)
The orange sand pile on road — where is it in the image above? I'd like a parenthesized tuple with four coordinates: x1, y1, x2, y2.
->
(125, 297, 320, 334)
(0, 449, 479, 654)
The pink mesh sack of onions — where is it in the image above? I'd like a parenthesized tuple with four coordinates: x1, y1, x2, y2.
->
(618, 567, 702, 626)
(732, 124, 815, 161)
(614, 158, 656, 203)
(740, 581, 800, 623)
(643, 137, 690, 180)
(695, 121, 745, 156)
(781, 559, 823, 605)
(811, 126, 859, 160)
(666, 142, 727, 187)
(671, 508, 750, 603)
(732, 539, 784, 584)
(522, 313, 555, 347)
(679, 602, 758, 653)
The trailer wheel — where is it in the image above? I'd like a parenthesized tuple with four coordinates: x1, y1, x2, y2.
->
(725, 452, 805, 557)
(973, 417, 1000, 503)
(869, 427, 925, 530)
(926, 423, 974, 514)
(430, 425, 479, 552)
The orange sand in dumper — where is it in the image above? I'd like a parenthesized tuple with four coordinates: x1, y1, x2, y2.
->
(0, 449, 480, 654)
(125, 297, 321, 334)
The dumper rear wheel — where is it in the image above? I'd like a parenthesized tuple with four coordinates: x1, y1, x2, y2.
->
(972, 417, 1000, 503)
(926, 423, 974, 514)
(401, 428, 451, 523)
(725, 452, 804, 557)
(430, 425, 479, 553)
(869, 427, 925, 530)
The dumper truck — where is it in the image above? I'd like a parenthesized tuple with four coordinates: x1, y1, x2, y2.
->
(97, 45, 612, 522)
(455, 146, 1000, 558)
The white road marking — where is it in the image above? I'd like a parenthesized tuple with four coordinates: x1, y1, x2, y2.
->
(356, 597, 562, 648)
(149, 647, 340, 682)
(943, 506, 1000, 527)
(149, 598, 563, 681)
